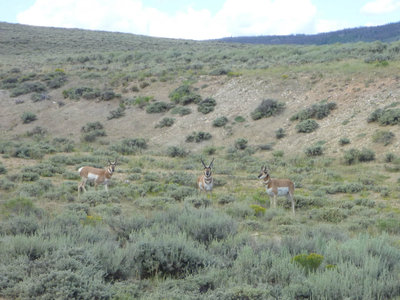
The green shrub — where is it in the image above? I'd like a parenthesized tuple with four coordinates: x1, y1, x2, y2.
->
(339, 137, 350, 145)
(186, 132, 212, 143)
(184, 196, 212, 208)
(81, 121, 104, 133)
(11, 81, 46, 97)
(198, 97, 217, 114)
(21, 112, 37, 124)
(234, 138, 248, 150)
(101, 90, 117, 101)
(275, 128, 286, 139)
(251, 99, 285, 120)
(81, 122, 106, 142)
(155, 117, 175, 128)
(31, 92, 49, 102)
(166, 185, 196, 201)
(43, 70, 67, 89)
(385, 152, 396, 162)
(250, 204, 266, 216)
(111, 138, 147, 154)
(3, 196, 36, 215)
(170, 106, 192, 116)
(213, 116, 228, 127)
(291, 101, 337, 121)
(132, 233, 209, 278)
(326, 182, 364, 194)
(296, 119, 319, 133)
(178, 208, 238, 245)
(376, 218, 400, 234)
(128, 95, 152, 108)
(292, 253, 324, 274)
(372, 130, 395, 146)
(146, 101, 172, 113)
(169, 85, 201, 105)
(26, 126, 47, 137)
(166, 146, 188, 157)
(305, 145, 323, 157)
(358, 148, 376, 162)
(0, 163, 6, 174)
(62, 87, 100, 100)
(234, 116, 246, 123)
(368, 107, 400, 125)
(107, 106, 125, 120)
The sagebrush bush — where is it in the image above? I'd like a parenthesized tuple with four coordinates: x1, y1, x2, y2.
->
(131, 232, 209, 278)
(251, 99, 285, 120)
(107, 106, 125, 120)
(11, 81, 46, 97)
(291, 101, 337, 121)
(198, 97, 217, 114)
(111, 138, 147, 154)
(155, 117, 175, 128)
(372, 130, 395, 146)
(186, 131, 212, 143)
(166, 146, 188, 157)
(305, 145, 324, 157)
(43, 70, 67, 89)
(21, 111, 37, 124)
(170, 106, 192, 116)
(63, 86, 100, 100)
(234, 138, 248, 150)
(368, 107, 400, 125)
(169, 85, 201, 105)
(213, 116, 228, 127)
(296, 119, 319, 133)
(146, 101, 173, 113)
(339, 137, 350, 146)
(275, 128, 286, 139)
(343, 148, 375, 164)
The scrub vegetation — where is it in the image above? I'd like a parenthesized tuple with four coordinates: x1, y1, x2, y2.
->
(1, 22, 400, 299)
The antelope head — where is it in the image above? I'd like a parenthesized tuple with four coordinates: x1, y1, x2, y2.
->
(201, 158, 214, 177)
(258, 165, 270, 180)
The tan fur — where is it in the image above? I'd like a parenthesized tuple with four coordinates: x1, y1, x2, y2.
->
(198, 158, 214, 196)
(78, 160, 116, 195)
(258, 166, 295, 214)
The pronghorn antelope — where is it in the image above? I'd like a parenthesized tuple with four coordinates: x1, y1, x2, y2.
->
(258, 165, 295, 214)
(198, 158, 214, 195)
(78, 159, 117, 195)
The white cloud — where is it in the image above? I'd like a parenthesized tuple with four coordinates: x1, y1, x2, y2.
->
(17, 0, 319, 39)
(315, 19, 351, 34)
(361, 0, 400, 14)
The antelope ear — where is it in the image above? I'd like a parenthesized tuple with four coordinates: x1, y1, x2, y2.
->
(114, 158, 118, 165)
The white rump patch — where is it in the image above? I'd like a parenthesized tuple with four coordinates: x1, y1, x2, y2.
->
(267, 187, 289, 196)
(88, 173, 99, 181)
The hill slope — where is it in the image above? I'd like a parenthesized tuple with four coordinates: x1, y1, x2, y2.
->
(216, 21, 400, 45)
(1, 22, 400, 157)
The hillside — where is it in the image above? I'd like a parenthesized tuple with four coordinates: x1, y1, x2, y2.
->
(1, 22, 400, 156)
(2, 23, 400, 299)
(216, 21, 400, 45)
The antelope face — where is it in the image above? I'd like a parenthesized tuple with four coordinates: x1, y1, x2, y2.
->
(201, 158, 214, 177)
(108, 160, 117, 173)
(204, 167, 212, 177)
(258, 166, 269, 180)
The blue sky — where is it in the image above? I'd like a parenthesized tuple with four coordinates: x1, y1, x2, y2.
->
(1, 0, 400, 40)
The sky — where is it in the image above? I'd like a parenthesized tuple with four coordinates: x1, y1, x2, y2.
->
(1, 0, 400, 40)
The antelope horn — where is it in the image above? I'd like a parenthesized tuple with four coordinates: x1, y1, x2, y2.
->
(201, 158, 207, 168)
(209, 158, 215, 168)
